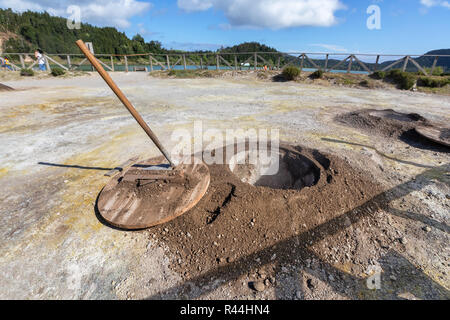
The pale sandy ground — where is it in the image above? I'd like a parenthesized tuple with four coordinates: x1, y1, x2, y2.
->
(0, 72, 449, 299)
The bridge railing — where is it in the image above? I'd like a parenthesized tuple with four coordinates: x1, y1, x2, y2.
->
(1, 51, 449, 76)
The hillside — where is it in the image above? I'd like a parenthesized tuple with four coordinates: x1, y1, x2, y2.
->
(0, 8, 164, 55)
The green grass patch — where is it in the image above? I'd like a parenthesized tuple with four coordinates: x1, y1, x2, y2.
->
(309, 69, 324, 79)
(417, 76, 450, 88)
(282, 66, 301, 81)
(20, 68, 34, 77)
(385, 69, 415, 90)
(51, 67, 66, 77)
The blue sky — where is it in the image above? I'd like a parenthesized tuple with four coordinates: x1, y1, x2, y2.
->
(1, 0, 449, 54)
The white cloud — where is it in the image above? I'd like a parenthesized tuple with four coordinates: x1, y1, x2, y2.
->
(178, 0, 213, 12)
(420, 0, 450, 8)
(0, 0, 152, 28)
(309, 43, 348, 52)
(177, 0, 345, 29)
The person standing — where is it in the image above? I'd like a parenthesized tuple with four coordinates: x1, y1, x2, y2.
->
(35, 49, 46, 71)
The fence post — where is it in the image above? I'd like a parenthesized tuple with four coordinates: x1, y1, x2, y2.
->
(183, 54, 187, 70)
(254, 52, 257, 70)
(111, 56, 115, 71)
(430, 56, 438, 75)
(149, 54, 153, 72)
(20, 55, 25, 69)
(67, 55, 71, 69)
(200, 57, 203, 70)
(402, 56, 409, 72)
(45, 55, 51, 72)
(277, 56, 281, 70)
(124, 55, 128, 72)
(166, 55, 170, 70)
(300, 54, 305, 71)
(374, 55, 380, 72)
(324, 54, 329, 72)
(347, 55, 353, 73)
(216, 54, 219, 70)
(234, 54, 238, 70)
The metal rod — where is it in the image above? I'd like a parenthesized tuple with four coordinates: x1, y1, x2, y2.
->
(75, 40, 174, 167)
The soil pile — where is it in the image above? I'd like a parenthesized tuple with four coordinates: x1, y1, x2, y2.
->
(0, 83, 14, 91)
(336, 109, 450, 149)
(335, 109, 429, 138)
(148, 144, 385, 281)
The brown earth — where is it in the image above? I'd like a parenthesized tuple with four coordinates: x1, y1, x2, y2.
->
(0, 83, 13, 91)
(335, 109, 450, 151)
(148, 144, 386, 286)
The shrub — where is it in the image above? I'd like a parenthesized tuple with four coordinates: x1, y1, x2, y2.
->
(386, 69, 415, 90)
(423, 66, 444, 76)
(20, 68, 34, 77)
(51, 67, 66, 77)
(417, 76, 450, 88)
(309, 69, 324, 79)
(370, 71, 386, 80)
(282, 66, 300, 81)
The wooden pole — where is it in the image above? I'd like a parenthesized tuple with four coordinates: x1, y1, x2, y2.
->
(67, 55, 72, 69)
(20, 55, 25, 69)
(402, 56, 409, 72)
(200, 57, 203, 70)
(234, 54, 237, 70)
(124, 56, 128, 72)
(277, 56, 281, 70)
(166, 55, 170, 70)
(183, 54, 187, 70)
(374, 55, 380, 72)
(430, 56, 438, 75)
(300, 54, 305, 71)
(216, 54, 219, 70)
(254, 52, 257, 70)
(324, 54, 329, 71)
(149, 54, 153, 72)
(347, 55, 353, 74)
(45, 55, 51, 72)
(111, 56, 114, 71)
(75, 40, 174, 167)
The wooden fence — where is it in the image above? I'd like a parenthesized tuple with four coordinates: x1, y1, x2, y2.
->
(2, 51, 449, 76)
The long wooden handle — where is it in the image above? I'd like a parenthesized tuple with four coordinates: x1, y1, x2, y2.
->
(75, 40, 174, 167)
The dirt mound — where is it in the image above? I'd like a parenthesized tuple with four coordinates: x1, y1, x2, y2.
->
(335, 109, 429, 138)
(148, 144, 385, 282)
(335, 109, 450, 151)
(0, 83, 14, 91)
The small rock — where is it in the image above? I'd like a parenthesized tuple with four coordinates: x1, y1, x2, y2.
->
(264, 278, 271, 286)
(399, 237, 407, 244)
(306, 278, 315, 290)
(390, 275, 397, 281)
(328, 274, 335, 281)
(296, 290, 302, 299)
(252, 281, 265, 292)
(422, 226, 431, 232)
(213, 241, 218, 246)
